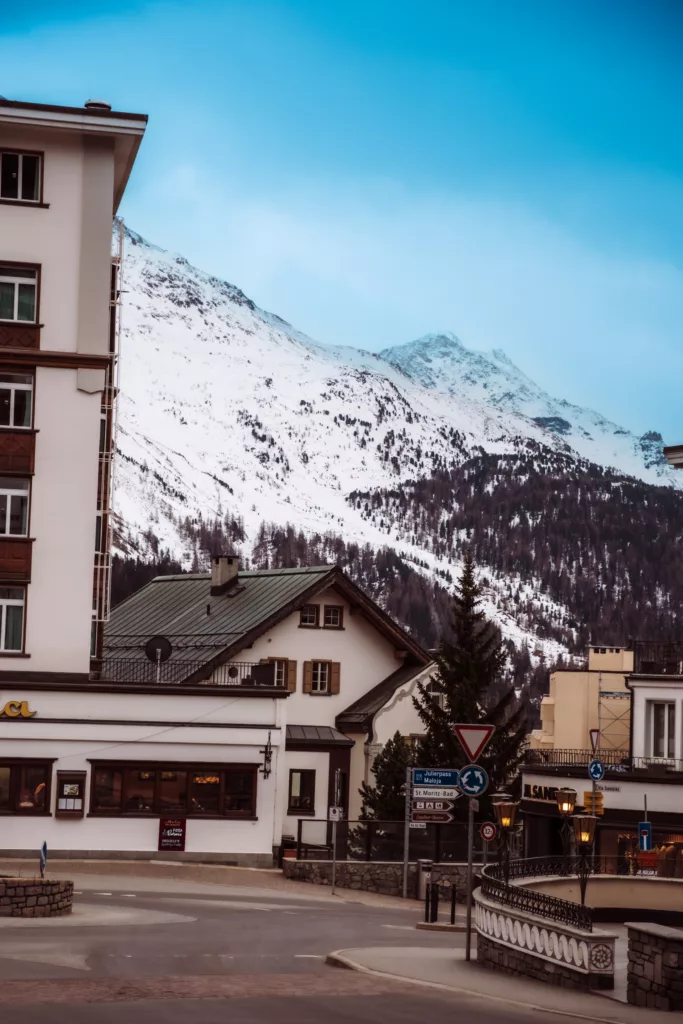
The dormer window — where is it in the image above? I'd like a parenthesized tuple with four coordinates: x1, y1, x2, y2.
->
(299, 604, 319, 628)
(323, 605, 344, 629)
(0, 152, 42, 203)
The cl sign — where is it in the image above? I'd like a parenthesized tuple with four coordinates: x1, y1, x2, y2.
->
(0, 700, 35, 719)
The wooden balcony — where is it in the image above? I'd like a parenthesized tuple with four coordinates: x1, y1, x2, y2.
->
(0, 537, 32, 582)
(0, 430, 35, 475)
(0, 322, 41, 350)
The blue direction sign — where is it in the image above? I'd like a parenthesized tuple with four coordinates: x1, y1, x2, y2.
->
(459, 764, 489, 797)
(638, 821, 652, 852)
(412, 768, 460, 787)
(588, 759, 606, 782)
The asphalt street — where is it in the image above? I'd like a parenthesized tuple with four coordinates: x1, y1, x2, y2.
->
(0, 876, 596, 1024)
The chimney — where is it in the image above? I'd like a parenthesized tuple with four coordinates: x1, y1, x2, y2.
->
(210, 554, 239, 596)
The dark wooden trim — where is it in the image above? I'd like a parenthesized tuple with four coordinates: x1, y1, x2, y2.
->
(0, 200, 50, 209)
(85, 812, 259, 821)
(0, 349, 111, 370)
(0, 757, 56, 766)
(0, 653, 30, 659)
(0, 676, 291, 697)
(3, 717, 280, 730)
(0, 99, 148, 123)
(0, 537, 33, 584)
(286, 742, 354, 751)
(0, 429, 36, 475)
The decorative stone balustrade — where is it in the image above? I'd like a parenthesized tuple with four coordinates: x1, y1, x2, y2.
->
(475, 888, 616, 990)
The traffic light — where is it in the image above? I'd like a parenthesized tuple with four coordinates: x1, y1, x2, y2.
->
(583, 791, 604, 816)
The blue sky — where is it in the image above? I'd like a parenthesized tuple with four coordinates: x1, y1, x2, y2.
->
(2, 0, 682, 439)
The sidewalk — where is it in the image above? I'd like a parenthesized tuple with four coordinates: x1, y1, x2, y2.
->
(327, 946, 683, 1024)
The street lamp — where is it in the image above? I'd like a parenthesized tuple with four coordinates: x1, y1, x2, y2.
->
(555, 787, 577, 872)
(571, 811, 598, 906)
(492, 792, 519, 884)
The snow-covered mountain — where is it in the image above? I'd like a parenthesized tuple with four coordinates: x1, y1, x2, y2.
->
(113, 227, 677, 657)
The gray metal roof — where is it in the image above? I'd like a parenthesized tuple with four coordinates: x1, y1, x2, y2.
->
(105, 565, 336, 665)
(286, 725, 354, 747)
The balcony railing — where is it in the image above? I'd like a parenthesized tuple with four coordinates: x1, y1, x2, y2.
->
(524, 749, 683, 774)
(0, 537, 33, 582)
(0, 323, 41, 350)
(94, 659, 282, 687)
(633, 639, 683, 675)
(0, 430, 35, 475)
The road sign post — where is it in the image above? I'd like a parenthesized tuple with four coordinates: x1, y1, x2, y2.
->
(402, 765, 412, 898)
(465, 797, 476, 961)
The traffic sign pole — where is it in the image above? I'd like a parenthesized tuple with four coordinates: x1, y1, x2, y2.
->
(402, 765, 411, 899)
(465, 797, 475, 961)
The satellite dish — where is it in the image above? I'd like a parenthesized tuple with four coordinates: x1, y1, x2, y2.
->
(144, 636, 172, 663)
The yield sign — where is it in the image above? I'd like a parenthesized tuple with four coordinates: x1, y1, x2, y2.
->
(453, 723, 495, 762)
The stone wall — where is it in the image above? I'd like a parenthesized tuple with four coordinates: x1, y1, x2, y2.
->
(282, 859, 469, 898)
(0, 878, 73, 918)
(477, 934, 612, 991)
(627, 923, 683, 1011)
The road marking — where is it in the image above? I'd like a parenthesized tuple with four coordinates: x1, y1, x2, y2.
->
(95, 892, 113, 896)
(120, 894, 137, 897)
(294, 954, 324, 959)
(381, 924, 415, 931)
(73, 891, 82, 895)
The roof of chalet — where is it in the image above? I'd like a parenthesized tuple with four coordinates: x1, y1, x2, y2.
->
(286, 725, 354, 748)
(104, 565, 429, 674)
(335, 661, 435, 732)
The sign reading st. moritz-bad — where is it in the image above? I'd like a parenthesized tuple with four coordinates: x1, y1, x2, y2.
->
(0, 701, 35, 718)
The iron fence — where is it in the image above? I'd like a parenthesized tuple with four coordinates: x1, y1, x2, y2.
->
(524, 750, 683, 773)
(295, 818, 503, 863)
(93, 659, 282, 687)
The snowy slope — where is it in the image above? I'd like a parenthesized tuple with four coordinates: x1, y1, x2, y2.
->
(113, 228, 677, 657)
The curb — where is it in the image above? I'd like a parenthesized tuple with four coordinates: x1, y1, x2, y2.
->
(416, 921, 467, 933)
(325, 950, 634, 1024)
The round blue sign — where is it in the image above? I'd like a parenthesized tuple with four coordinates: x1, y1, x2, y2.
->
(458, 764, 489, 796)
(588, 759, 605, 782)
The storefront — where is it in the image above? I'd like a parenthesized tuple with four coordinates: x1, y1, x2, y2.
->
(522, 767, 683, 870)
(0, 683, 288, 866)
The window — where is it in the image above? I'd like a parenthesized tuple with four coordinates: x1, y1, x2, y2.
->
(650, 702, 676, 760)
(312, 661, 330, 693)
(0, 267, 37, 322)
(0, 374, 32, 429)
(90, 762, 257, 818)
(426, 679, 446, 711)
(0, 478, 29, 536)
(272, 659, 287, 687)
(288, 770, 316, 814)
(0, 152, 41, 202)
(323, 605, 344, 628)
(0, 588, 24, 651)
(0, 761, 51, 813)
(300, 604, 319, 627)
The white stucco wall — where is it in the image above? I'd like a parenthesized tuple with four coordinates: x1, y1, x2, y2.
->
(225, 587, 402, 728)
(282, 749, 329, 838)
(0, 689, 285, 856)
(630, 680, 683, 763)
(371, 664, 436, 746)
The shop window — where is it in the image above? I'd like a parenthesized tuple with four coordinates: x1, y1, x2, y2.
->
(90, 762, 258, 818)
(288, 770, 316, 814)
(0, 761, 51, 814)
(0, 373, 32, 428)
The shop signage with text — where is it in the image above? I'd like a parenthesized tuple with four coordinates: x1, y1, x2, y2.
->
(0, 700, 35, 719)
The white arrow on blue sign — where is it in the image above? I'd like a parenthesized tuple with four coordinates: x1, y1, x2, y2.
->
(412, 769, 460, 787)
(459, 764, 489, 797)
(588, 759, 606, 782)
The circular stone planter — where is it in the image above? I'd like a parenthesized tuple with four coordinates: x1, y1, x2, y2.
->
(0, 878, 74, 917)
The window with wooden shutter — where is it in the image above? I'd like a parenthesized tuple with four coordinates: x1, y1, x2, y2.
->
(286, 660, 297, 692)
(303, 661, 313, 693)
(261, 658, 290, 688)
(330, 662, 341, 695)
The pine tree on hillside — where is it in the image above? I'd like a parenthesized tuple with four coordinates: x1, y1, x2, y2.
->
(413, 551, 528, 810)
(359, 731, 415, 820)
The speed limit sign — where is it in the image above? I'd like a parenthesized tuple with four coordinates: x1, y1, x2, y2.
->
(480, 821, 497, 842)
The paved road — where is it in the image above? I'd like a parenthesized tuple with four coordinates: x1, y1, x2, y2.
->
(0, 879, 588, 1024)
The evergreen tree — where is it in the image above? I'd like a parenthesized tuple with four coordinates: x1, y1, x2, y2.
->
(413, 551, 528, 812)
(359, 731, 414, 820)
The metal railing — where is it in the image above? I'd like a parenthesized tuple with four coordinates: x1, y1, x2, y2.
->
(481, 857, 594, 931)
(294, 818, 493, 864)
(524, 750, 683, 773)
(633, 640, 683, 675)
(93, 659, 282, 687)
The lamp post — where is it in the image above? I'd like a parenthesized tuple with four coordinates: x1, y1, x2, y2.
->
(571, 811, 598, 906)
(492, 792, 519, 885)
(555, 787, 577, 873)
